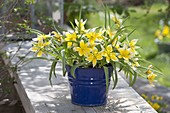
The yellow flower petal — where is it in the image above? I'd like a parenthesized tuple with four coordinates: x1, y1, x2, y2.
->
(37, 35, 44, 41)
(110, 53, 118, 61)
(96, 52, 103, 60)
(51, 31, 62, 42)
(37, 50, 43, 57)
(118, 55, 122, 58)
(74, 47, 80, 52)
(133, 62, 140, 67)
(67, 42, 72, 48)
(43, 42, 50, 46)
(106, 56, 110, 63)
(147, 73, 157, 82)
(106, 45, 113, 52)
(31, 47, 38, 52)
(146, 70, 152, 75)
(86, 54, 94, 62)
(118, 48, 130, 60)
(38, 40, 44, 47)
(80, 40, 85, 48)
(115, 43, 120, 49)
(75, 47, 83, 56)
(65, 32, 77, 47)
(129, 39, 138, 47)
(92, 58, 97, 67)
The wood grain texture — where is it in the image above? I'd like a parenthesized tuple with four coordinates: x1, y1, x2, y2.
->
(1, 42, 157, 113)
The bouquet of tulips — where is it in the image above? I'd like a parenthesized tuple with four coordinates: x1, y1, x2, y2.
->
(29, 13, 161, 88)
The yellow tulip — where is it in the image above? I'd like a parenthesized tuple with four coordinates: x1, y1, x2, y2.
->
(129, 39, 138, 52)
(65, 32, 77, 48)
(51, 31, 62, 42)
(147, 73, 157, 83)
(85, 32, 98, 45)
(74, 40, 91, 56)
(118, 48, 131, 61)
(30, 37, 50, 57)
(75, 19, 86, 33)
(86, 48, 103, 67)
(103, 45, 118, 63)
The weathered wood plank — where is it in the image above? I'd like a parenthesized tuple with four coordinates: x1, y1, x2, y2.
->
(82, 107, 97, 113)
(1, 57, 35, 113)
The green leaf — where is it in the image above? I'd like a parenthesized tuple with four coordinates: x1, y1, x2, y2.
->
(53, 61, 57, 77)
(106, 6, 111, 27)
(125, 71, 128, 78)
(27, 28, 44, 35)
(104, 6, 107, 30)
(110, 68, 114, 81)
(118, 64, 123, 72)
(129, 73, 132, 86)
(130, 71, 137, 86)
(112, 63, 118, 89)
(122, 16, 130, 25)
(23, 57, 51, 64)
(138, 66, 163, 75)
(109, 26, 127, 45)
(70, 62, 86, 78)
(78, 6, 82, 34)
(61, 50, 66, 77)
(49, 61, 57, 86)
(70, 21, 75, 29)
(104, 66, 109, 92)
(127, 28, 136, 37)
(52, 20, 60, 33)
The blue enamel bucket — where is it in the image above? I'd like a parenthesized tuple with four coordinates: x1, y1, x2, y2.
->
(66, 66, 113, 106)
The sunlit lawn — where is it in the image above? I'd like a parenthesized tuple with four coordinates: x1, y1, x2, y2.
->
(86, 3, 170, 87)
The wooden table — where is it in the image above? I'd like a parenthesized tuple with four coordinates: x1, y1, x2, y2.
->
(2, 42, 157, 113)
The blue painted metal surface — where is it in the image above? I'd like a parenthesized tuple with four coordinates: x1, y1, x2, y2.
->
(66, 66, 113, 106)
